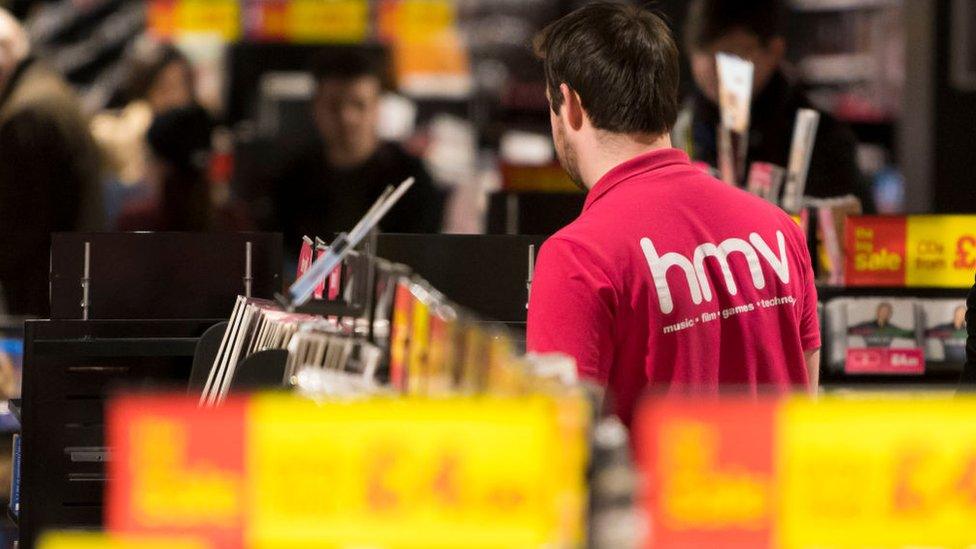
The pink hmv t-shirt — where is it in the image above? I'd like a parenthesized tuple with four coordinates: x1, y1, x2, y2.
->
(527, 148, 819, 426)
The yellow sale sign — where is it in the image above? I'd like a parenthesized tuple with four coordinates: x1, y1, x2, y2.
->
(779, 397, 976, 548)
(286, 0, 368, 43)
(246, 395, 587, 548)
(639, 395, 976, 549)
(149, 0, 240, 41)
(845, 215, 976, 287)
(905, 215, 976, 287)
(108, 394, 588, 549)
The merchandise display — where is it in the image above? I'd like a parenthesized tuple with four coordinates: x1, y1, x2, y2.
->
(715, 53, 754, 185)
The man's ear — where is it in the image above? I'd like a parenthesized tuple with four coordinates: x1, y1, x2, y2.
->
(559, 83, 585, 131)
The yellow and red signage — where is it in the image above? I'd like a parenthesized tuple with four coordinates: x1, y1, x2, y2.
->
(844, 215, 976, 287)
(149, 0, 241, 41)
(637, 395, 976, 549)
(106, 393, 588, 548)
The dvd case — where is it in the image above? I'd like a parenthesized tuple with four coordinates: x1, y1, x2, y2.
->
(919, 299, 968, 364)
(844, 298, 923, 375)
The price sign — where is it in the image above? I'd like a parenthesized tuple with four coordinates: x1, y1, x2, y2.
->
(845, 215, 976, 287)
(246, 395, 587, 548)
(637, 395, 976, 549)
(779, 397, 976, 548)
(286, 0, 368, 43)
(843, 216, 907, 286)
(636, 398, 777, 549)
(149, 0, 241, 41)
(107, 394, 587, 548)
(906, 215, 976, 287)
(107, 396, 247, 548)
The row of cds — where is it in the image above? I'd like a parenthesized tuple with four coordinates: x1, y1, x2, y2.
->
(199, 238, 579, 405)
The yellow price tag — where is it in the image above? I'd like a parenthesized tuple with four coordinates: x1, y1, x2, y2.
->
(246, 395, 587, 548)
(396, 0, 456, 42)
(906, 215, 976, 287)
(779, 396, 976, 549)
(287, 0, 368, 43)
(175, 0, 240, 41)
(38, 532, 207, 549)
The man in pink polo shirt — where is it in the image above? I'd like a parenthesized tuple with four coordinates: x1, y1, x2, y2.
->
(527, 2, 820, 427)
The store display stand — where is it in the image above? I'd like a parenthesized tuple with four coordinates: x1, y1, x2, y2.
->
(17, 232, 283, 548)
(18, 318, 221, 549)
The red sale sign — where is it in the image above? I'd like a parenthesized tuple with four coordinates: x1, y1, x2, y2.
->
(636, 398, 777, 549)
(106, 396, 247, 549)
(845, 348, 925, 375)
(844, 216, 907, 286)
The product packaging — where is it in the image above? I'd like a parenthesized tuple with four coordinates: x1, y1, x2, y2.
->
(919, 299, 968, 365)
(745, 162, 786, 204)
(843, 298, 922, 375)
(716, 53, 754, 185)
(781, 109, 821, 213)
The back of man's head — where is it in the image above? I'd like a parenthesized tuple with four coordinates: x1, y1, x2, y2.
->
(685, 0, 785, 51)
(534, 2, 680, 137)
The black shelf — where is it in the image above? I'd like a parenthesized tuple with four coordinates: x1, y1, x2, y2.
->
(18, 319, 221, 549)
(817, 285, 970, 300)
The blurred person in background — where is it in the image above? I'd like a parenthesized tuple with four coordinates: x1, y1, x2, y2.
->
(0, 7, 103, 316)
(117, 105, 226, 231)
(91, 40, 196, 226)
(269, 49, 443, 256)
(673, 0, 874, 211)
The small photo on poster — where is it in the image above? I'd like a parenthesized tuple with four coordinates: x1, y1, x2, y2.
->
(846, 298, 918, 349)
(843, 298, 924, 375)
(920, 300, 968, 364)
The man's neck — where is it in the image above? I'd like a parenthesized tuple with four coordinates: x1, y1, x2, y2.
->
(582, 133, 673, 189)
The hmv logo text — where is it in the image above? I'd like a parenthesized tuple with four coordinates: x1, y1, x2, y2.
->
(640, 231, 790, 314)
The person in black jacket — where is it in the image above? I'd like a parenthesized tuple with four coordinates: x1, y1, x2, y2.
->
(963, 275, 976, 385)
(269, 49, 443, 258)
(673, 0, 875, 210)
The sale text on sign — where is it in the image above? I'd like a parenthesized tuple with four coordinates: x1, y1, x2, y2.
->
(845, 215, 976, 287)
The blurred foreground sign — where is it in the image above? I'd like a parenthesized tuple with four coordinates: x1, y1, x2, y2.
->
(637, 395, 976, 549)
(106, 394, 587, 548)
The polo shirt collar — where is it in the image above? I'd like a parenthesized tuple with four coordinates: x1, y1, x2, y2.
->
(583, 148, 691, 211)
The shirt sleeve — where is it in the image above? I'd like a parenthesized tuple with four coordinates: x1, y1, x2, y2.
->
(796, 226, 822, 351)
(526, 237, 617, 383)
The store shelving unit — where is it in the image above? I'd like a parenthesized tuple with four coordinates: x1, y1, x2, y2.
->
(17, 319, 221, 548)
(817, 284, 970, 389)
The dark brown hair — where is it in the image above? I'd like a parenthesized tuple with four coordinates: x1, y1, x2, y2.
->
(685, 0, 786, 51)
(311, 48, 389, 89)
(123, 42, 193, 104)
(534, 1, 680, 136)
